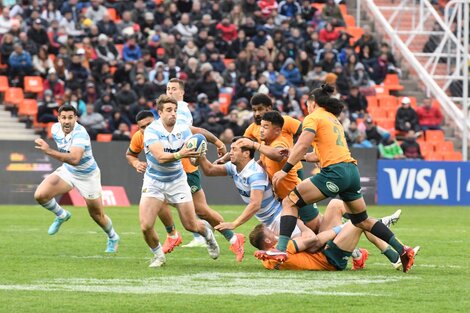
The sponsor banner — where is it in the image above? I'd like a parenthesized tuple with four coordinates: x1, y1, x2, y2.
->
(59, 186, 130, 207)
(0, 141, 378, 205)
(377, 160, 470, 205)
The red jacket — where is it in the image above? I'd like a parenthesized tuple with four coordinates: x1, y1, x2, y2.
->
(319, 29, 340, 43)
(43, 79, 65, 98)
(416, 105, 443, 127)
(216, 23, 238, 42)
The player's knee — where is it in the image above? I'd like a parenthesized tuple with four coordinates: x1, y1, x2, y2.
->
(284, 188, 306, 210)
(181, 219, 198, 233)
(33, 189, 49, 203)
(140, 220, 153, 232)
(349, 211, 369, 228)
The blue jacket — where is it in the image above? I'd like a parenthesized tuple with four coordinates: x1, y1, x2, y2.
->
(9, 51, 32, 70)
(122, 44, 142, 62)
(280, 59, 302, 86)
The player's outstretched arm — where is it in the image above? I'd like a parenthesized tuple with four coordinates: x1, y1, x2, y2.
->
(189, 126, 227, 157)
(35, 138, 84, 166)
(126, 149, 147, 173)
(198, 155, 228, 176)
(237, 137, 286, 162)
(215, 189, 263, 231)
(149, 141, 200, 164)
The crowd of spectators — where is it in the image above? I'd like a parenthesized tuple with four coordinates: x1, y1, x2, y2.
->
(0, 0, 444, 160)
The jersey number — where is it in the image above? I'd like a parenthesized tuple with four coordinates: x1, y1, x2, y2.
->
(333, 126, 345, 147)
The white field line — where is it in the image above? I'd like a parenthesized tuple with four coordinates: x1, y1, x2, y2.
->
(0, 272, 415, 296)
(374, 262, 463, 269)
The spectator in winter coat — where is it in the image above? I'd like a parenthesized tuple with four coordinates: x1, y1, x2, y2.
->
(379, 137, 406, 159)
(319, 22, 340, 44)
(280, 58, 302, 86)
(175, 13, 198, 43)
(95, 34, 119, 65)
(97, 13, 118, 39)
(395, 97, 421, 132)
(43, 68, 65, 98)
(416, 98, 443, 130)
(80, 104, 107, 140)
(37, 90, 59, 123)
(345, 85, 368, 119)
(278, 0, 302, 19)
(8, 44, 34, 83)
(401, 130, 424, 159)
(201, 113, 224, 137)
(27, 18, 50, 50)
(122, 36, 142, 63)
(216, 18, 238, 42)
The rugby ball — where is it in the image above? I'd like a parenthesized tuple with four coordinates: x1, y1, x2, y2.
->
(185, 134, 207, 155)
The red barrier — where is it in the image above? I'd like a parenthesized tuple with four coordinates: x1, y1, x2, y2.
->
(60, 186, 130, 207)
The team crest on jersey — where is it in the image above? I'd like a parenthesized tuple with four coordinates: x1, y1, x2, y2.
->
(326, 181, 339, 193)
(176, 132, 181, 139)
(142, 188, 148, 193)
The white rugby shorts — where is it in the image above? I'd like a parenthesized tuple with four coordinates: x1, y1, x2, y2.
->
(141, 173, 192, 204)
(53, 165, 102, 200)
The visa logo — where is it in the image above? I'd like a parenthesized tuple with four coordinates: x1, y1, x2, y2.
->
(383, 168, 449, 200)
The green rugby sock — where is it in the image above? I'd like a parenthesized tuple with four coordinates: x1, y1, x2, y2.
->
(382, 245, 400, 263)
(389, 236, 405, 255)
(220, 229, 235, 241)
(165, 224, 175, 234)
(276, 235, 290, 252)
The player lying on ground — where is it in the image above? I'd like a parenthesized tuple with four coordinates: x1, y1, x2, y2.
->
(250, 219, 420, 271)
(34, 105, 120, 253)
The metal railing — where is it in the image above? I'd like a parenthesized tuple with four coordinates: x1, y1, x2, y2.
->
(362, 0, 469, 160)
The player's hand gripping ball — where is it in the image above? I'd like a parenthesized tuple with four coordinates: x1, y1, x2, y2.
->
(185, 134, 208, 156)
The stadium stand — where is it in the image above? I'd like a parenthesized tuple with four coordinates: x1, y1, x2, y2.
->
(0, 0, 464, 160)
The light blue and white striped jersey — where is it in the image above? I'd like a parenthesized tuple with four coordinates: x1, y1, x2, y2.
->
(152, 101, 193, 126)
(144, 119, 192, 182)
(51, 122, 98, 176)
(224, 159, 282, 225)
(176, 101, 193, 126)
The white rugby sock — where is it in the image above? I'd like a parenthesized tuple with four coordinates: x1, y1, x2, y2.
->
(150, 243, 163, 255)
(41, 199, 66, 217)
(102, 216, 118, 240)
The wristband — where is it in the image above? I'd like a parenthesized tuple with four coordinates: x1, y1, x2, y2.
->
(282, 162, 294, 173)
(174, 152, 182, 160)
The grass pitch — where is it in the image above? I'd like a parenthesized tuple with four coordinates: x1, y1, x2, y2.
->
(0, 204, 469, 313)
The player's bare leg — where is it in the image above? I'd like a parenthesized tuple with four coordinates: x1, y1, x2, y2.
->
(140, 197, 166, 267)
(86, 197, 119, 252)
(193, 189, 245, 261)
(176, 201, 220, 259)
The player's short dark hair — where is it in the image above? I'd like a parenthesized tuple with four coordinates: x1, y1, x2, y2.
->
(232, 136, 255, 159)
(262, 111, 284, 128)
(135, 110, 154, 122)
(168, 78, 185, 90)
(250, 93, 272, 108)
(58, 104, 78, 116)
(249, 224, 266, 250)
(156, 94, 178, 112)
